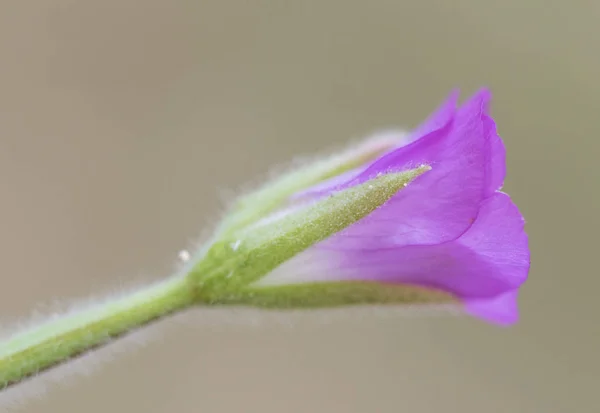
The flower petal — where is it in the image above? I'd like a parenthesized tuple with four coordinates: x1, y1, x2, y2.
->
(293, 92, 460, 200)
(409, 89, 459, 141)
(258, 192, 529, 302)
(483, 111, 506, 195)
(464, 290, 520, 326)
(456, 191, 530, 290)
(315, 89, 494, 249)
(252, 88, 528, 325)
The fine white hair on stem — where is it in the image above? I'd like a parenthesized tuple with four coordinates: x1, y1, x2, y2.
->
(0, 279, 176, 410)
(0, 315, 168, 410)
(0, 270, 167, 342)
(0, 216, 213, 407)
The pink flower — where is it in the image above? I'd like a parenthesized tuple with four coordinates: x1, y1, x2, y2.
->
(258, 89, 530, 325)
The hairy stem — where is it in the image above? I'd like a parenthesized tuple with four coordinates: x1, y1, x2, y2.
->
(0, 275, 195, 390)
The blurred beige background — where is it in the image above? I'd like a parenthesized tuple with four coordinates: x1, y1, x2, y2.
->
(1, 1, 598, 412)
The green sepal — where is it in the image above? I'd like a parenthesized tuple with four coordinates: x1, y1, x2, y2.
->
(215, 135, 398, 237)
(186, 166, 430, 302)
(214, 281, 456, 308)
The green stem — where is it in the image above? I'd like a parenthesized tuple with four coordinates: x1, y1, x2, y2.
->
(0, 275, 196, 390)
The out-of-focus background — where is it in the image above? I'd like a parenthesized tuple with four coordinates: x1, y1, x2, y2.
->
(1, 1, 598, 412)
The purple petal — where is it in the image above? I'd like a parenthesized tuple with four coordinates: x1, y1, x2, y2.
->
(322, 91, 461, 193)
(483, 111, 506, 196)
(259, 193, 529, 319)
(409, 89, 459, 141)
(257, 89, 529, 325)
(316, 89, 494, 249)
(455, 191, 530, 291)
(295, 92, 460, 200)
(464, 290, 520, 326)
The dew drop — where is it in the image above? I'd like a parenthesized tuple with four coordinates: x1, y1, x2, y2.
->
(178, 250, 191, 262)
